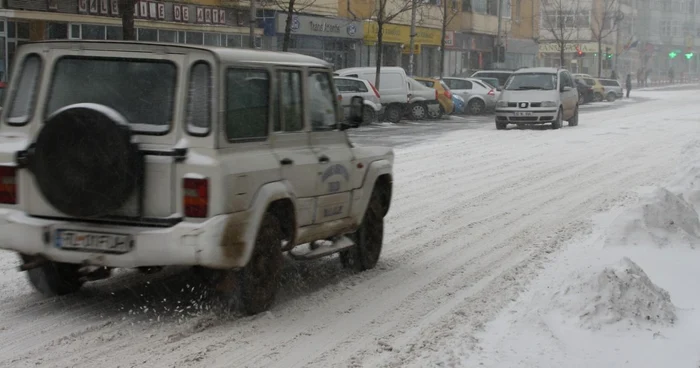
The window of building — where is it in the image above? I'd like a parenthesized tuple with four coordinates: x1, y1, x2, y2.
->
(225, 69, 269, 140)
(106, 26, 122, 40)
(83, 24, 105, 40)
(204, 33, 220, 46)
(186, 31, 203, 45)
(138, 28, 157, 41)
(278, 70, 303, 132)
(186, 62, 212, 136)
(46, 23, 68, 39)
(307, 71, 338, 131)
(69, 24, 81, 39)
(159, 30, 177, 43)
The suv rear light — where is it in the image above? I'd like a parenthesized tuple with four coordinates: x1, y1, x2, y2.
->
(183, 177, 208, 218)
(0, 166, 17, 204)
(369, 82, 381, 99)
(487, 89, 495, 96)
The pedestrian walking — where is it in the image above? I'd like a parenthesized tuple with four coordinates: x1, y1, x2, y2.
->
(625, 73, 632, 98)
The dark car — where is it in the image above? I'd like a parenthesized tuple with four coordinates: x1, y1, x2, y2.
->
(575, 79, 594, 105)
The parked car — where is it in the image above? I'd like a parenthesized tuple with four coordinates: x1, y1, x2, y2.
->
(573, 74, 606, 102)
(575, 78, 595, 105)
(452, 94, 466, 114)
(475, 77, 502, 91)
(334, 76, 383, 124)
(335, 66, 410, 123)
(1, 41, 394, 316)
(412, 77, 455, 116)
(494, 67, 579, 130)
(441, 77, 497, 115)
(597, 78, 624, 101)
(406, 77, 442, 120)
(470, 70, 514, 90)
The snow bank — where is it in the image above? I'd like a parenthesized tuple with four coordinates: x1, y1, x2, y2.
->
(552, 257, 676, 330)
(604, 188, 700, 248)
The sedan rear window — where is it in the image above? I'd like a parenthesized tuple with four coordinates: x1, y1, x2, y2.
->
(46, 57, 177, 134)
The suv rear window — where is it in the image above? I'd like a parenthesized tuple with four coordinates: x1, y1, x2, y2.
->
(46, 56, 176, 134)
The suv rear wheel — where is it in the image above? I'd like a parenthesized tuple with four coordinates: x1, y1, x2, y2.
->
(606, 92, 616, 102)
(22, 255, 84, 296)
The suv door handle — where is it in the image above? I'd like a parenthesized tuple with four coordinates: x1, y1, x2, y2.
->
(280, 158, 294, 165)
(319, 155, 330, 163)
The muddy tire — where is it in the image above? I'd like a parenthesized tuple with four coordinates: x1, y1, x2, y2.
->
(22, 255, 84, 296)
(384, 105, 402, 124)
(568, 106, 579, 126)
(361, 106, 375, 125)
(606, 92, 616, 102)
(467, 99, 486, 115)
(340, 188, 384, 271)
(496, 121, 507, 130)
(551, 108, 563, 130)
(239, 213, 285, 315)
(594, 92, 604, 102)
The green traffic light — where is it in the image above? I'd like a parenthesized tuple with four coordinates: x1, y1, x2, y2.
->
(669, 51, 678, 59)
(686, 52, 694, 59)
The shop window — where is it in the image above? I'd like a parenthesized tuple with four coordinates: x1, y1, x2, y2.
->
(186, 32, 203, 45)
(16, 22, 29, 39)
(69, 24, 81, 39)
(138, 28, 157, 41)
(0, 22, 5, 32)
(241, 35, 250, 47)
(83, 25, 105, 40)
(7, 22, 15, 38)
(307, 71, 338, 131)
(178, 31, 186, 43)
(204, 33, 219, 46)
(159, 30, 177, 43)
(277, 70, 303, 132)
(225, 68, 269, 141)
(186, 62, 211, 136)
(7, 54, 41, 125)
(46, 23, 68, 40)
(227, 35, 241, 47)
(106, 26, 122, 40)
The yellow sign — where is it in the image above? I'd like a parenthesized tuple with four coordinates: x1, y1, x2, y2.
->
(402, 43, 421, 55)
(363, 22, 442, 46)
(538, 42, 613, 54)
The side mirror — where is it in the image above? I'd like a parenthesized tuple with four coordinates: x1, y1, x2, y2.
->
(341, 96, 363, 130)
(561, 86, 573, 92)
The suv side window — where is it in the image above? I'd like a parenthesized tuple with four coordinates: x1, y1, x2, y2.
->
(307, 71, 338, 131)
(277, 70, 303, 132)
(186, 62, 211, 136)
(7, 54, 42, 125)
(225, 68, 270, 141)
(560, 72, 574, 88)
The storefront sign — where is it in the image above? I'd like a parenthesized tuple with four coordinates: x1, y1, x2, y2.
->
(444, 30, 455, 48)
(538, 42, 612, 54)
(75, 0, 228, 26)
(275, 14, 363, 39)
(363, 22, 442, 46)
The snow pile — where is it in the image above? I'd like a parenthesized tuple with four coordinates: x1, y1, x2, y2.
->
(551, 257, 677, 330)
(604, 188, 700, 248)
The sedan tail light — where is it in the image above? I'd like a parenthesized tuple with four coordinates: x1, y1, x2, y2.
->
(369, 82, 381, 99)
(487, 89, 495, 96)
(0, 166, 17, 204)
(444, 89, 452, 98)
(184, 177, 208, 218)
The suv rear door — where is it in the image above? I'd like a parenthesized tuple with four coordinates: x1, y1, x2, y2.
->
(307, 69, 354, 224)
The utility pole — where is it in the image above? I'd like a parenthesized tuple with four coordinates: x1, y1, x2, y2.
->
(408, 0, 418, 76)
(249, 0, 257, 48)
(495, 0, 503, 66)
(613, 3, 622, 74)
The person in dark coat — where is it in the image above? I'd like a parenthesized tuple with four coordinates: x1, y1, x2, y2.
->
(625, 73, 632, 98)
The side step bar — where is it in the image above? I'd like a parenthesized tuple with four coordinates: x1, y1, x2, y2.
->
(288, 236, 355, 261)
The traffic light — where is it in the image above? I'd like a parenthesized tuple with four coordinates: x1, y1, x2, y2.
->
(686, 52, 694, 59)
(669, 51, 678, 59)
(575, 45, 585, 57)
(606, 52, 613, 59)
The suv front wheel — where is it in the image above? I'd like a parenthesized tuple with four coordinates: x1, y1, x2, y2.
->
(340, 187, 384, 271)
(568, 105, 579, 126)
(552, 108, 563, 129)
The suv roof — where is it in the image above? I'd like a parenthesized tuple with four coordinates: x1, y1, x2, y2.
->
(22, 40, 332, 68)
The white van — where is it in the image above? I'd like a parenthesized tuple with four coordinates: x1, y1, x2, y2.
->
(334, 67, 410, 123)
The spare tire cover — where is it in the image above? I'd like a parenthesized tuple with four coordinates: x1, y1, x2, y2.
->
(31, 104, 141, 218)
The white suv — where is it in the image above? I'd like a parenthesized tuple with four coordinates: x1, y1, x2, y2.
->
(0, 41, 394, 314)
(494, 67, 579, 130)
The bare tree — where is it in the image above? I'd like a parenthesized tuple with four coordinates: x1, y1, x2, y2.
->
(539, 0, 583, 67)
(371, 0, 420, 89)
(118, 0, 136, 40)
(437, 0, 460, 78)
(591, 0, 622, 77)
(275, 0, 317, 51)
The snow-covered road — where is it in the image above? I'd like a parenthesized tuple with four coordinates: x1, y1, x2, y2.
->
(1, 89, 699, 368)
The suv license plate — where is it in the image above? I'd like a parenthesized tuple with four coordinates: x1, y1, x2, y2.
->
(514, 111, 532, 116)
(56, 230, 131, 254)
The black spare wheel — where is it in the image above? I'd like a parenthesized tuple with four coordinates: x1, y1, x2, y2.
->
(30, 105, 141, 218)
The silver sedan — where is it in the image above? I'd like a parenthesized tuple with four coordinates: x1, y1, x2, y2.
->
(441, 77, 498, 115)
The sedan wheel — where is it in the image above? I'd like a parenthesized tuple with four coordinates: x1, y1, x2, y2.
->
(467, 99, 485, 115)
